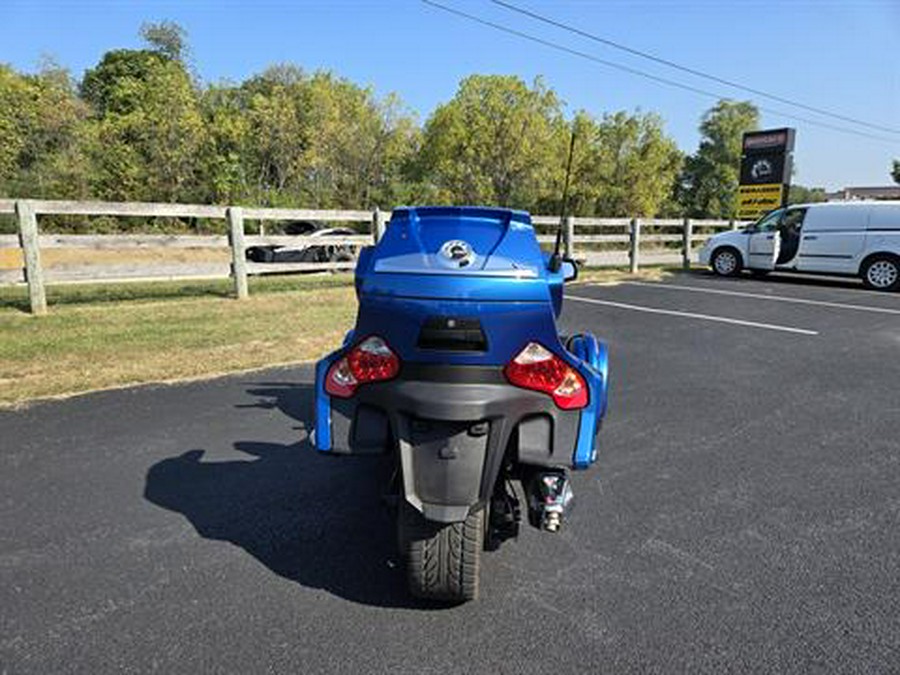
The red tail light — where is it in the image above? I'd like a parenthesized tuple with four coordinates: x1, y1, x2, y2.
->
(504, 342, 588, 410)
(325, 336, 400, 398)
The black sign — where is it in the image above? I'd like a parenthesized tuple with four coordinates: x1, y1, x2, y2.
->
(740, 152, 792, 186)
(742, 128, 795, 154)
(738, 128, 795, 218)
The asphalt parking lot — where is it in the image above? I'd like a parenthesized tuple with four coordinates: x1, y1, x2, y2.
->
(2, 271, 899, 674)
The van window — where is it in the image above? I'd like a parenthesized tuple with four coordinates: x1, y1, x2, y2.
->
(781, 208, 806, 234)
(804, 206, 867, 232)
(868, 204, 899, 231)
(753, 209, 783, 232)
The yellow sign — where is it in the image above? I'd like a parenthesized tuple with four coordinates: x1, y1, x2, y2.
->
(737, 183, 784, 220)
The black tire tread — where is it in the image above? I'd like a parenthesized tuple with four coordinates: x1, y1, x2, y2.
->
(400, 505, 482, 602)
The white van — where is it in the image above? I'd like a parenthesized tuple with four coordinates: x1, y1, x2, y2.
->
(699, 201, 900, 291)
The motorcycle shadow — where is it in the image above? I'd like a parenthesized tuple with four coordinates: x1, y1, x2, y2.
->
(143, 382, 435, 609)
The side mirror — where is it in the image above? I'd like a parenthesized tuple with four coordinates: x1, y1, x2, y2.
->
(561, 258, 578, 282)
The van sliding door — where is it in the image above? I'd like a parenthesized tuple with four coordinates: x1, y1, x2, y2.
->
(798, 207, 867, 273)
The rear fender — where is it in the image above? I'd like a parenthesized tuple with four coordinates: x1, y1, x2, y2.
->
(567, 333, 609, 468)
(313, 350, 342, 453)
(313, 330, 357, 452)
(396, 415, 508, 524)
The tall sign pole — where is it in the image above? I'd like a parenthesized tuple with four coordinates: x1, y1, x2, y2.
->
(736, 128, 796, 221)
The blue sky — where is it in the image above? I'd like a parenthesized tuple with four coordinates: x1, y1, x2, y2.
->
(3, 0, 899, 190)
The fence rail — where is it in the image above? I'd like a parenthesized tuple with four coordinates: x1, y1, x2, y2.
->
(0, 199, 747, 314)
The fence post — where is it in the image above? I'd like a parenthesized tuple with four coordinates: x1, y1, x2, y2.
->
(227, 206, 248, 300)
(682, 217, 693, 270)
(563, 215, 575, 259)
(629, 217, 641, 273)
(16, 200, 47, 315)
(372, 207, 386, 243)
(730, 217, 738, 231)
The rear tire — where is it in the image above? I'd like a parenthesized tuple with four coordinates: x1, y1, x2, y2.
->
(711, 247, 742, 277)
(399, 503, 482, 602)
(861, 255, 900, 291)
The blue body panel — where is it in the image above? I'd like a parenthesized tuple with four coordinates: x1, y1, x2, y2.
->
(358, 206, 567, 318)
(354, 295, 561, 366)
(313, 351, 337, 452)
(371, 206, 542, 274)
(569, 334, 609, 468)
(314, 206, 607, 468)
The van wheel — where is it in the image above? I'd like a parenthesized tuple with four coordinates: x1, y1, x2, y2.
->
(711, 247, 742, 277)
(861, 255, 900, 291)
(398, 503, 482, 602)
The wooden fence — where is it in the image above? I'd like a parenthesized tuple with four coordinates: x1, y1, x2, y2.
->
(0, 199, 744, 314)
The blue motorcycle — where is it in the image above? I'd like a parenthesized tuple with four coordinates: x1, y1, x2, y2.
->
(314, 206, 608, 601)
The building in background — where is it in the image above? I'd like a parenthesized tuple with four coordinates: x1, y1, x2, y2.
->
(825, 186, 900, 201)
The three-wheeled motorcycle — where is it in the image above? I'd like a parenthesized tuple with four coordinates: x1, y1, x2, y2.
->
(313, 206, 608, 602)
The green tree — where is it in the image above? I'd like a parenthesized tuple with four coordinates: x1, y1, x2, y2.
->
(0, 62, 88, 199)
(416, 75, 564, 207)
(302, 73, 419, 208)
(3, 27, 751, 227)
(787, 184, 827, 205)
(198, 83, 251, 204)
(240, 68, 310, 202)
(140, 20, 190, 63)
(82, 51, 207, 203)
(678, 100, 760, 218)
(225, 65, 419, 209)
(563, 110, 682, 217)
(0, 65, 34, 190)
(892, 159, 900, 185)
(81, 49, 168, 115)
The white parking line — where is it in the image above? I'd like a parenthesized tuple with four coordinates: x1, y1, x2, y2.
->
(568, 295, 819, 336)
(621, 281, 900, 316)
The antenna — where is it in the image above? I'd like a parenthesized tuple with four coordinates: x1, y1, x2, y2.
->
(549, 128, 576, 272)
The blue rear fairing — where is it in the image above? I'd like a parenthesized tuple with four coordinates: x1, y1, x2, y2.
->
(356, 206, 568, 316)
(355, 207, 564, 366)
(316, 205, 607, 467)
